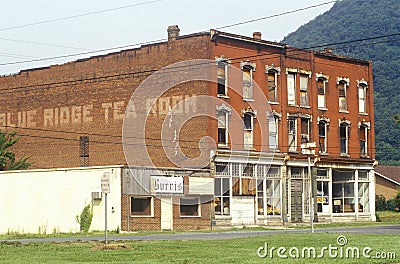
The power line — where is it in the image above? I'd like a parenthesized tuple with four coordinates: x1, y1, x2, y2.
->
(216, 0, 336, 30)
(0, 37, 93, 51)
(0, 0, 163, 32)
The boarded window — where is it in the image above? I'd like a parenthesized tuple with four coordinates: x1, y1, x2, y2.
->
(287, 73, 296, 105)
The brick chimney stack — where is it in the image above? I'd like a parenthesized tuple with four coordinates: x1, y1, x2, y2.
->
(167, 25, 180, 41)
(253, 32, 262, 40)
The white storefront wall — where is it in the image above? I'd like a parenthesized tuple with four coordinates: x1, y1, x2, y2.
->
(0, 166, 122, 234)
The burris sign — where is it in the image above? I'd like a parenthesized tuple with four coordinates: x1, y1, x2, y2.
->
(150, 176, 184, 194)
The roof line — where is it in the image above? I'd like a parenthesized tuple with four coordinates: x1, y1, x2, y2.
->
(374, 171, 400, 186)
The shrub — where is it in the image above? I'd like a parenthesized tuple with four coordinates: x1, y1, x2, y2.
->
(375, 195, 387, 211)
(76, 204, 93, 232)
(386, 199, 397, 211)
(393, 190, 400, 212)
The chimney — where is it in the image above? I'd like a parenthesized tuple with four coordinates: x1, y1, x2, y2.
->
(253, 32, 262, 40)
(167, 25, 180, 41)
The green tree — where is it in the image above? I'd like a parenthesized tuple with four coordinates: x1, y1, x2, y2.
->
(394, 115, 400, 125)
(0, 130, 31, 171)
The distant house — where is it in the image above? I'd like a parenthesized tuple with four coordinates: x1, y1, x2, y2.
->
(375, 166, 400, 199)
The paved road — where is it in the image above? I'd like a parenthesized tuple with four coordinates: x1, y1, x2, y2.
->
(1, 225, 399, 244)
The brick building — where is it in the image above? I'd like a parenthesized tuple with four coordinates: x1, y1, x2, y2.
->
(0, 25, 376, 229)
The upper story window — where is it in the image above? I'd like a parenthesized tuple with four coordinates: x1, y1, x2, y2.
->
(337, 77, 350, 112)
(288, 117, 297, 152)
(300, 117, 310, 143)
(240, 61, 256, 101)
(316, 73, 329, 109)
(339, 120, 351, 156)
(357, 79, 368, 114)
(266, 65, 281, 103)
(216, 56, 230, 97)
(299, 74, 309, 107)
(267, 111, 281, 151)
(317, 117, 330, 154)
(216, 104, 231, 147)
(287, 72, 296, 106)
(243, 109, 256, 150)
(359, 122, 370, 157)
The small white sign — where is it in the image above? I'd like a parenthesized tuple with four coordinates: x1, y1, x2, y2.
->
(101, 172, 111, 193)
(301, 142, 316, 149)
(151, 176, 183, 194)
(301, 149, 316, 155)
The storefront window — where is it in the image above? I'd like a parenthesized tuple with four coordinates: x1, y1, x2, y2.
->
(317, 181, 329, 213)
(266, 179, 281, 215)
(332, 170, 355, 213)
(358, 170, 370, 213)
(214, 177, 230, 215)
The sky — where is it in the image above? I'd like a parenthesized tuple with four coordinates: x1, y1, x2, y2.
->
(0, 0, 335, 75)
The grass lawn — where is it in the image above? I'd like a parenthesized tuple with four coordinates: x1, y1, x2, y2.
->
(1, 233, 399, 263)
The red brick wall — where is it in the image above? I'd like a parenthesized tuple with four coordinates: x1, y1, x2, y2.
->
(209, 35, 374, 160)
(0, 34, 212, 169)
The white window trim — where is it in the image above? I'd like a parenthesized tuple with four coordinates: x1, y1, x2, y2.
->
(216, 56, 231, 97)
(357, 79, 368, 114)
(288, 117, 297, 152)
(240, 61, 256, 101)
(267, 111, 281, 151)
(242, 109, 257, 150)
(338, 120, 351, 156)
(317, 117, 330, 154)
(216, 104, 232, 147)
(287, 72, 296, 106)
(316, 74, 329, 110)
(266, 64, 281, 103)
(337, 77, 349, 113)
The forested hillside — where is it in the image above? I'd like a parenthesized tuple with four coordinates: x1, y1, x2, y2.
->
(283, 0, 400, 165)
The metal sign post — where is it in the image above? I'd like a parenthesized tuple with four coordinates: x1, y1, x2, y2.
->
(301, 142, 316, 234)
(101, 172, 111, 244)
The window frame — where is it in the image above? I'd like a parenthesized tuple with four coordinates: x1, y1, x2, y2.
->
(357, 80, 368, 114)
(288, 118, 297, 152)
(243, 110, 256, 150)
(287, 72, 296, 106)
(359, 124, 368, 157)
(216, 104, 231, 148)
(268, 112, 280, 151)
(266, 65, 281, 103)
(130, 196, 154, 217)
(180, 197, 201, 217)
(241, 62, 256, 101)
(300, 117, 310, 144)
(318, 118, 329, 154)
(216, 58, 230, 97)
(339, 121, 350, 156)
(337, 78, 349, 112)
(316, 74, 328, 109)
(299, 74, 309, 107)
